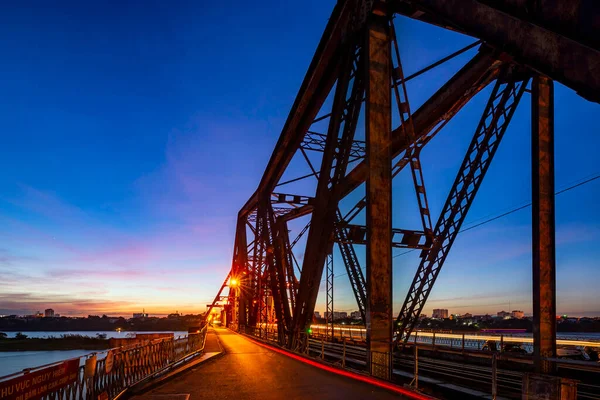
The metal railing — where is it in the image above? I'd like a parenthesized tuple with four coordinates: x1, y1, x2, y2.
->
(309, 325, 600, 352)
(0, 325, 208, 400)
(305, 338, 600, 399)
(237, 323, 600, 398)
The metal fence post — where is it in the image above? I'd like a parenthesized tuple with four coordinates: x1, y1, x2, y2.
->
(432, 332, 436, 348)
(413, 345, 419, 389)
(462, 333, 465, 352)
(342, 338, 347, 368)
(321, 337, 325, 360)
(500, 334, 504, 351)
(492, 352, 497, 400)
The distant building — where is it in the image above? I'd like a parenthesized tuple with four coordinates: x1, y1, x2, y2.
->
(44, 309, 55, 318)
(168, 312, 180, 319)
(511, 310, 524, 319)
(432, 309, 448, 319)
(462, 313, 473, 319)
(133, 310, 148, 319)
(314, 311, 321, 319)
(323, 311, 348, 321)
(419, 314, 427, 320)
(497, 310, 510, 319)
(34, 311, 44, 318)
(335, 311, 348, 320)
(350, 311, 362, 320)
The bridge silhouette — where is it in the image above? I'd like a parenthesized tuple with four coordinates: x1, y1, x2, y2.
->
(196, 0, 600, 398)
(1, 1, 597, 400)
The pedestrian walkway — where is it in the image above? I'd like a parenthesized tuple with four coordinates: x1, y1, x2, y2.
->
(138, 327, 404, 399)
(202, 327, 221, 353)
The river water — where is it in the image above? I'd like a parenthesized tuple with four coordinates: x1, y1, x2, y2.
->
(0, 331, 188, 377)
(1, 331, 599, 378)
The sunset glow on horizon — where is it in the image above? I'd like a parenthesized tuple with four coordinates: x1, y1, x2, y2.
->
(1, 0, 599, 319)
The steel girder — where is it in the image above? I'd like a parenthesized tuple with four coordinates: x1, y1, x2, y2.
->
(395, 68, 530, 345)
(364, 8, 394, 379)
(335, 210, 367, 323)
(531, 75, 556, 374)
(301, 131, 366, 162)
(275, 217, 298, 314)
(338, 224, 431, 250)
(338, 47, 502, 198)
(325, 252, 334, 341)
(263, 203, 292, 343)
(222, 15, 503, 347)
(289, 37, 365, 347)
(392, 0, 600, 103)
(209, 2, 597, 379)
(239, 0, 358, 218)
(233, 217, 249, 328)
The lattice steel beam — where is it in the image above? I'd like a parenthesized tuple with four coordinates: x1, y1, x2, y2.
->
(336, 224, 431, 250)
(325, 252, 334, 341)
(339, 47, 502, 198)
(335, 210, 367, 323)
(290, 38, 365, 348)
(301, 131, 366, 161)
(264, 203, 292, 343)
(271, 193, 314, 206)
(240, 1, 358, 218)
(395, 67, 529, 345)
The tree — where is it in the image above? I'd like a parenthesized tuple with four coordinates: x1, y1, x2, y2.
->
(0, 332, 7, 340)
(15, 332, 28, 340)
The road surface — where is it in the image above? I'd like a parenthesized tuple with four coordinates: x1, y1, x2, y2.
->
(142, 327, 403, 399)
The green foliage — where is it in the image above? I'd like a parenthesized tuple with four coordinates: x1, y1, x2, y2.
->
(15, 332, 28, 340)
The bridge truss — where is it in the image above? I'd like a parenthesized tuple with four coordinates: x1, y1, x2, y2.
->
(208, 0, 600, 381)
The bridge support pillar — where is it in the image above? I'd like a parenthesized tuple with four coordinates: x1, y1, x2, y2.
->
(365, 4, 393, 381)
(522, 374, 577, 400)
(531, 74, 556, 376)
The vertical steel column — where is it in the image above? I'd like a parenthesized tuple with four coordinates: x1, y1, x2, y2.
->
(236, 218, 249, 328)
(531, 74, 556, 375)
(326, 251, 334, 341)
(365, 5, 393, 380)
(289, 41, 357, 348)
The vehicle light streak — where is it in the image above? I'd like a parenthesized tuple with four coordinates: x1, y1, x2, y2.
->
(308, 325, 600, 347)
(242, 334, 434, 400)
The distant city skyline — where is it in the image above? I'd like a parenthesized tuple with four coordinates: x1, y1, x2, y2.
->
(4, 308, 598, 320)
(1, 1, 599, 318)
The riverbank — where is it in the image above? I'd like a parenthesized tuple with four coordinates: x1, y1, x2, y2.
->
(0, 336, 110, 352)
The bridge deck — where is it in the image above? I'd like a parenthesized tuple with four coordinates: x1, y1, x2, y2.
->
(140, 327, 404, 399)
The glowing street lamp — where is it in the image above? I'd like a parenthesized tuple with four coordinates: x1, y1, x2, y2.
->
(229, 277, 239, 287)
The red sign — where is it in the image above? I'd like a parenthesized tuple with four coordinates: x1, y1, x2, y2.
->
(0, 359, 79, 400)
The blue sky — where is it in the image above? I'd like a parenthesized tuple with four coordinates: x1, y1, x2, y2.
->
(0, 1, 598, 317)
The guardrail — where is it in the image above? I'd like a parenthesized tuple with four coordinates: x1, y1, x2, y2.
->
(306, 337, 600, 399)
(0, 325, 208, 400)
(241, 324, 600, 399)
(309, 325, 600, 353)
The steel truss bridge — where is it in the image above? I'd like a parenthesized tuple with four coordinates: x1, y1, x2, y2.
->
(206, 0, 600, 391)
